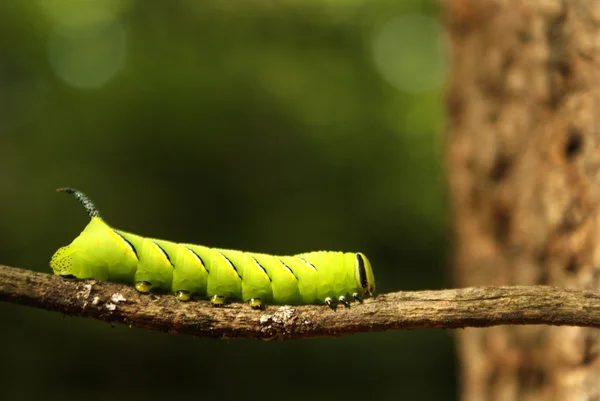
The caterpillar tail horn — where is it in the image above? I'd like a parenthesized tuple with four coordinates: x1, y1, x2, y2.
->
(57, 187, 101, 218)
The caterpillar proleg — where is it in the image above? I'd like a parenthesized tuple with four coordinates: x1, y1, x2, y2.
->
(50, 188, 375, 309)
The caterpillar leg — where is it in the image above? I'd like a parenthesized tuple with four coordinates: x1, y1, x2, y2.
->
(248, 298, 264, 310)
(353, 292, 363, 303)
(135, 281, 153, 293)
(176, 290, 191, 302)
(210, 295, 226, 307)
(338, 296, 349, 307)
(325, 297, 335, 310)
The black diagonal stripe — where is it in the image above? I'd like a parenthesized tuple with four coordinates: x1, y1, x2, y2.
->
(113, 231, 139, 260)
(251, 257, 272, 282)
(153, 242, 174, 267)
(185, 247, 209, 273)
(297, 257, 318, 272)
(278, 260, 298, 280)
(219, 252, 242, 280)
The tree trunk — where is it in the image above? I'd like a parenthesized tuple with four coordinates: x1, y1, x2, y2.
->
(444, 0, 600, 400)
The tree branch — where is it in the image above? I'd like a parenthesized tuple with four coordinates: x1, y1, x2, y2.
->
(2, 264, 600, 340)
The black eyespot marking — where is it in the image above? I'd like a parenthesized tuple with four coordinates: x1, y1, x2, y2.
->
(185, 247, 209, 273)
(114, 231, 139, 260)
(278, 260, 298, 280)
(252, 257, 271, 282)
(356, 253, 368, 289)
(153, 242, 173, 267)
(219, 252, 242, 280)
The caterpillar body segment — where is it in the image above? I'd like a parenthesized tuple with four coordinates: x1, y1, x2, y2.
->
(50, 189, 376, 307)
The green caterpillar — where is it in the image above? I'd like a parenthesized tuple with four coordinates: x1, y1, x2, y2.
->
(50, 188, 375, 309)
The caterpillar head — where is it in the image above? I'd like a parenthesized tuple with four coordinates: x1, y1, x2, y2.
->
(355, 252, 375, 298)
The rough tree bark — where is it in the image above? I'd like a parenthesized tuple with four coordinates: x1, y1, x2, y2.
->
(444, 0, 600, 400)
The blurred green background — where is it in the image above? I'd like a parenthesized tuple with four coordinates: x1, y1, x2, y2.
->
(0, 0, 454, 400)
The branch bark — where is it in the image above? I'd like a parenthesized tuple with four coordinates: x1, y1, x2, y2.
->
(2, 264, 600, 340)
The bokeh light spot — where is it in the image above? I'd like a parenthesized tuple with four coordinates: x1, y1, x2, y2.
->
(47, 20, 127, 89)
(372, 14, 449, 93)
(38, 0, 129, 34)
(40, 0, 129, 89)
